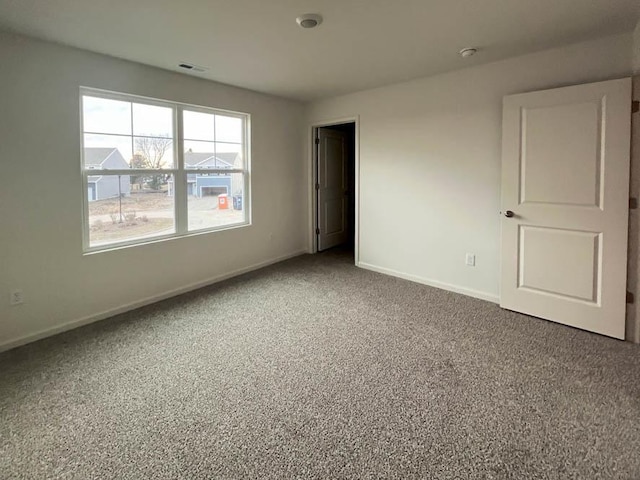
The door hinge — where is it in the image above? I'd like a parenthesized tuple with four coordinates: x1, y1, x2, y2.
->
(627, 291, 634, 304)
(633, 100, 639, 114)
(630, 197, 638, 210)
(315, 137, 320, 145)
(316, 228, 320, 235)
(315, 183, 320, 191)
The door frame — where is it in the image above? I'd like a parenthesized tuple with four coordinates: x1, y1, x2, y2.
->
(309, 116, 360, 264)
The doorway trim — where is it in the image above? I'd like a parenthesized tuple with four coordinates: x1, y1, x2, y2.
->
(309, 116, 360, 264)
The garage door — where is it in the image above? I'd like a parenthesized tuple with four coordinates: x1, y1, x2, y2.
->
(201, 186, 228, 196)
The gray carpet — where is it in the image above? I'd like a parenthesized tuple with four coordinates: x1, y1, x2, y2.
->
(1, 250, 640, 479)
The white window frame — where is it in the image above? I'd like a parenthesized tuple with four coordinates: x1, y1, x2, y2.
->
(80, 87, 251, 253)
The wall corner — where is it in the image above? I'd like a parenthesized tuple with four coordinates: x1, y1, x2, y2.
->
(633, 20, 640, 75)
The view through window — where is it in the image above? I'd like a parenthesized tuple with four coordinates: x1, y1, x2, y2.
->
(81, 89, 249, 251)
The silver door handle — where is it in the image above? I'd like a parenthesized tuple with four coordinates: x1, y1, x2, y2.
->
(503, 210, 514, 218)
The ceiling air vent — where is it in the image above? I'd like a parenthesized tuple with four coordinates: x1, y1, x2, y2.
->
(178, 63, 208, 73)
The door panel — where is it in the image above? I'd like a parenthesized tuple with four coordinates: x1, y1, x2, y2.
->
(501, 78, 631, 339)
(317, 128, 348, 250)
(518, 226, 600, 303)
(521, 102, 601, 206)
(324, 198, 346, 234)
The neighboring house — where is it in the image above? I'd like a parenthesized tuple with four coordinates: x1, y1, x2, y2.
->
(167, 152, 242, 197)
(85, 147, 131, 201)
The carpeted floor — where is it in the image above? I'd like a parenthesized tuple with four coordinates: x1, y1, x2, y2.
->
(1, 250, 640, 479)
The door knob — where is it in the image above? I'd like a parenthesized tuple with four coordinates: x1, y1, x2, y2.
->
(503, 210, 514, 218)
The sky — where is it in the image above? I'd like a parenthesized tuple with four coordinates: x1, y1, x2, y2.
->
(82, 95, 243, 169)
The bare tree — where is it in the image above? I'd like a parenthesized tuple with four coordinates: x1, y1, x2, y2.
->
(135, 136, 172, 169)
(133, 136, 172, 191)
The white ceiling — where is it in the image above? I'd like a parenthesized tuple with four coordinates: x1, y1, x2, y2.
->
(0, 0, 638, 102)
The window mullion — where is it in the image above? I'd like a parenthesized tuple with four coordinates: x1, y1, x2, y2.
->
(174, 106, 188, 234)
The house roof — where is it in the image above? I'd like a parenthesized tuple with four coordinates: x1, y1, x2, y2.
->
(184, 151, 238, 168)
(84, 147, 117, 167)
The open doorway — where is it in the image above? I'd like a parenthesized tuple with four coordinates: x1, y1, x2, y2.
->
(313, 121, 357, 258)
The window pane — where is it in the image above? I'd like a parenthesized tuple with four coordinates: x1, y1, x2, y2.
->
(183, 110, 215, 141)
(184, 140, 216, 169)
(83, 96, 131, 135)
(132, 103, 173, 137)
(215, 142, 243, 168)
(88, 174, 175, 247)
(132, 137, 174, 169)
(215, 114, 242, 143)
(84, 135, 133, 170)
(183, 141, 242, 170)
(187, 172, 246, 231)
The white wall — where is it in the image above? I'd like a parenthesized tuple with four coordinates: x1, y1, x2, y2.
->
(306, 34, 633, 306)
(0, 32, 307, 350)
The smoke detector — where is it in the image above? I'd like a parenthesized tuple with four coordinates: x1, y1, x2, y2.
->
(296, 14, 323, 29)
(459, 48, 478, 58)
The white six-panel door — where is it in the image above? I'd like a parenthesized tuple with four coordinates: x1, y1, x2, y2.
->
(500, 78, 631, 339)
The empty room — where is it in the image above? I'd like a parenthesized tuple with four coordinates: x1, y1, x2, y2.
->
(1, 1, 640, 478)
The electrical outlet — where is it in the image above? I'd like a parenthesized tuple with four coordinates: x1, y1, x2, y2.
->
(10, 289, 24, 306)
(465, 253, 476, 267)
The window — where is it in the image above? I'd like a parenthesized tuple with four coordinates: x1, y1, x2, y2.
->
(80, 88, 250, 251)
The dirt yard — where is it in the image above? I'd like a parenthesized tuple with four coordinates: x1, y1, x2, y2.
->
(88, 192, 244, 246)
(88, 192, 172, 216)
(90, 217, 174, 244)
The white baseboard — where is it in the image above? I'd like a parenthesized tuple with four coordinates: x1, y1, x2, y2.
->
(0, 250, 307, 353)
(357, 261, 500, 304)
